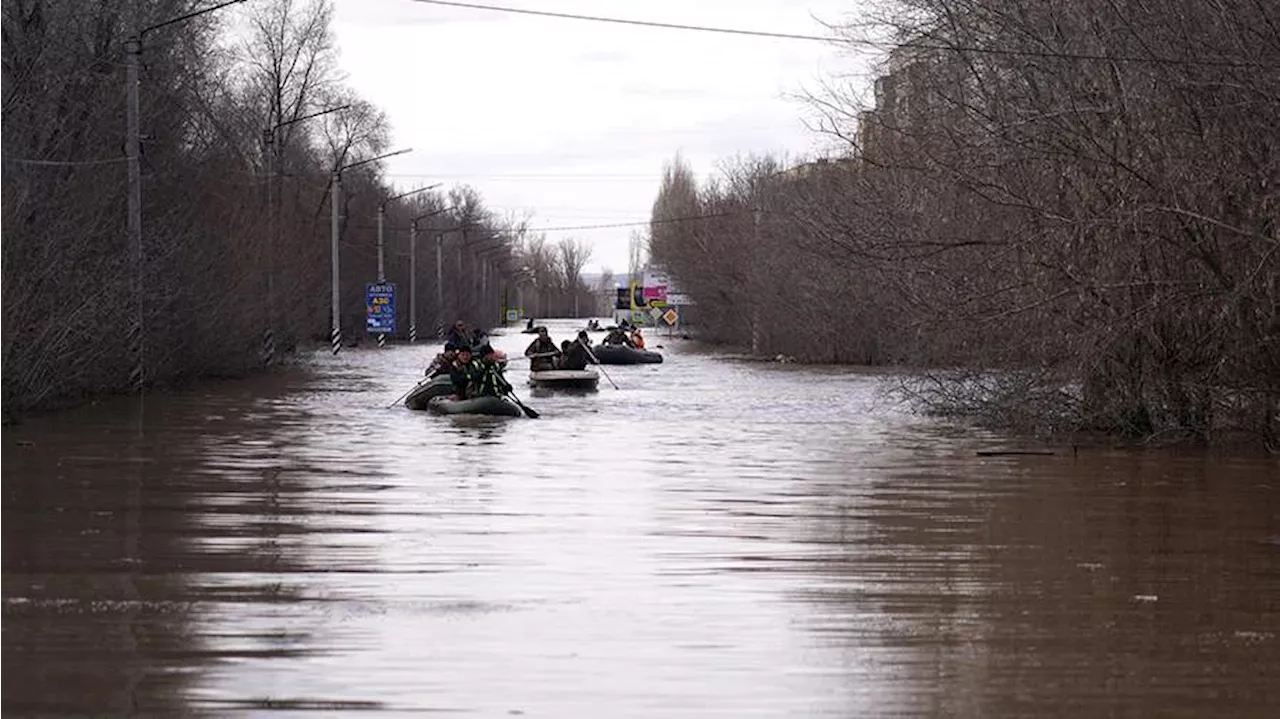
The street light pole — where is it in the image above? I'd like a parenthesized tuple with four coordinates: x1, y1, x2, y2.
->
(125, 35, 142, 390)
(407, 206, 451, 343)
(262, 104, 349, 365)
(435, 233, 444, 337)
(124, 0, 249, 393)
(374, 183, 440, 348)
(329, 148, 412, 354)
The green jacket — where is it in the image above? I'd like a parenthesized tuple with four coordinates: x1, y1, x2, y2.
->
(471, 360, 512, 398)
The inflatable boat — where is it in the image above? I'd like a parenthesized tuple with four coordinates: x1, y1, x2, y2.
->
(426, 395, 524, 417)
(590, 345, 664, 365)
(528, 369, 600, 390)
(403, 376, 455, 410)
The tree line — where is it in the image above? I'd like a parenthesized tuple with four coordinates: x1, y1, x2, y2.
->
(649, 0, 1279, 446)
(2, 0, 524, 416)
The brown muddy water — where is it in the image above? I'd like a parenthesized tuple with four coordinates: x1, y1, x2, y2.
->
(4, 319, 1279, 717)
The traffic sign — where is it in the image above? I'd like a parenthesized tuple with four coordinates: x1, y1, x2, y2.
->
(505, 309, 519, 322)
(365, 282, 396, 334)
(662, 308, 679, 325)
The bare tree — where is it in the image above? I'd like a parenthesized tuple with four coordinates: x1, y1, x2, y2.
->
(557, 237, 592, 318)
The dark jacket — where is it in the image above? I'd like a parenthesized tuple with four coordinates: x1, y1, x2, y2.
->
(602, 329, 635, 347)
(445, 326, 469, 348)
(560, 341, 591, 370)
(449, 359, 482, 397)
(525, 336, 561, 371)
(472, 360, 513, 397)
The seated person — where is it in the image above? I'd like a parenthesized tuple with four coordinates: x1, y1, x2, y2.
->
(559, 338, 591, 371)
(524, 327, 561, 371)
(445, 320, 469, 348)
(448, 345, 479, 399)
(631, 329, 646, 349)
(425, 342, 459, 377)
(601, 326, 636, 347)
(470, 344, 513, 397)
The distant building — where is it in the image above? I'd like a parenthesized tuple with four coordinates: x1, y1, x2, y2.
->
(858, 30, 968, 160)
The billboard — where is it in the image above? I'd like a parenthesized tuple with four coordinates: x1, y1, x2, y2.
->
(365, 282, 396, 334)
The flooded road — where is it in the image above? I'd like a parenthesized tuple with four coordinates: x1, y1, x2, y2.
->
(5, 319, 1279, 717)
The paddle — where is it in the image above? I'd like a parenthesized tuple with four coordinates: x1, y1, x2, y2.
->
(505, 390, 540, 418)
(577, 340, 620, 390)
(388, 378, 430, 408)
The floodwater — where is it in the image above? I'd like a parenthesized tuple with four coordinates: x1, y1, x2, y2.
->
(4, 319, 1279, 717)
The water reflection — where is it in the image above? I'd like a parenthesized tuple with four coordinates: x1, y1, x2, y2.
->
(4, 321, 1279, 716)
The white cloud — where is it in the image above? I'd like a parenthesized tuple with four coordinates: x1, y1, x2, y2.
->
(332, 0, 875, 271)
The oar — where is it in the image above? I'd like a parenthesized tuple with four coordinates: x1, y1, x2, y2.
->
(505, 390, 540, 419)
(577, 340, 620, 390)
(387, 377, 431, 408)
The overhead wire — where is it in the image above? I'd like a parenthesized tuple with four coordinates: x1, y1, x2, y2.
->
(409, 0, 1279, 69)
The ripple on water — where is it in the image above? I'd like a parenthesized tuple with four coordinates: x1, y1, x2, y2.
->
(4, 321, 1279, 717)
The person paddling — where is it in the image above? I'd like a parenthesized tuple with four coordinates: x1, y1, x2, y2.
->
(425, 342, 459, 378)
(559, 334, 592, 370)
(524, 326, 561, 371)
(472, 344, 513, 397)
(602, 325, 635, 347)
(448, 345, 480, 399)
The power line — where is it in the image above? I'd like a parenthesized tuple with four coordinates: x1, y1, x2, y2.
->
(13, 157, 129, 167)
(411, 0, 834, 43)
(530, 212, 736, 233)
(410, 0, 1277, 69)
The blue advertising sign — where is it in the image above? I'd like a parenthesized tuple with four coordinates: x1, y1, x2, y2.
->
(365, 282, 396, 334)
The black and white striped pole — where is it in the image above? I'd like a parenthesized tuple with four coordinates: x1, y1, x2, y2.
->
(330, 170, 342, 354)
(409, 219, 418, 343)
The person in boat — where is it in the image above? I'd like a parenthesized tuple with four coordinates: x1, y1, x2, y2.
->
(445, 320, 469, 348)
(525, 317, 535, 331)
(448, 345, 480, 399)
(470, 327, 489, 348)
(576, 330, 592, 347)
(425, 342, 459, 377)
(559, 335, 592, 370)
(586, 319, 600, 331)
(631, 328, 646, 349)
(470, 344, 513, 398)
(524, 326, 561, 371)
(601, 325, 636, 348)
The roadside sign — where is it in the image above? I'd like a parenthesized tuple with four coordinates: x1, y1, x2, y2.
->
(649, 307, 664, 320)
(505, 309, 519, 322)
(667, 293, 694, 305)
(662, 308, 679, 325)
(365, 282, 396, 334)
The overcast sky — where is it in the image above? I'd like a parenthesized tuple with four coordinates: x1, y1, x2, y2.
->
(330, 0, 877, 273)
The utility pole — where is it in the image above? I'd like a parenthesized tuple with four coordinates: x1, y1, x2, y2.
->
(125, 0, 250, 393)
(262, 127, 274, 364)
(375, 183, 439, 348)
(328, 148, 411, 354)
(330, 171, 341, 355)
(262, 104, 349, 365)
(126, 35, 142, 391)
(435, 233, 444, 337)
(409, 220, 418, 343)
(407, 206, 451, 343)
(752, 206, 762, 356)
